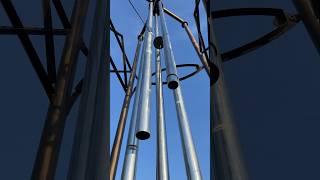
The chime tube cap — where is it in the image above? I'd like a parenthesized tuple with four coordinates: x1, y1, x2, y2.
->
(167, 74, 179, 89)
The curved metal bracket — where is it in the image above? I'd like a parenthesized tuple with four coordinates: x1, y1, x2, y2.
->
(211, 8, 301, 62)
(150, 63, 202, 85)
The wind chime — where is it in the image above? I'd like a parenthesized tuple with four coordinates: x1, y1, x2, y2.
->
(115, 1, 218, 179)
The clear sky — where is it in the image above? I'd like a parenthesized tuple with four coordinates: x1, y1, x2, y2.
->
(1, 0, 320, 180)
(110, 1, 210, 179)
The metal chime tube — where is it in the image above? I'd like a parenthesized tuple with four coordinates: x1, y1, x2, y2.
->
(162, 7, 211, 77)
(158, 1, 179, 89)
(135, 1, 154, 140)
(173, 86, 203, 180)
(155, 15, 170, 180)
(158, 2, 202, 179)
(110, 33, 144, 180)
(121, 28, 148, 180)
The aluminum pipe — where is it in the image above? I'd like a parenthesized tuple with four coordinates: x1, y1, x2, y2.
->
(135, 2, 154, 140)
(173, 85, 203, 180)
(121, 30, 148, 180)
(155, 15, 170, 180)
(110, 33, 144, 180)
(158, 1, 179, 89)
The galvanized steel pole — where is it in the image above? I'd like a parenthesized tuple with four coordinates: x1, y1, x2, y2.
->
(173, 85, 203, 180)
(293, 0, 320, 54)
(135, 2, 154, 140)
(121, 31, 147, 180)
(67, 0, 108, 179)
(207, 0, 249, 179)
(31, 0, 89, 179)
(158, 1, 179, 90)
(155, 15, 170, 180)
(109, 31, 144, 180)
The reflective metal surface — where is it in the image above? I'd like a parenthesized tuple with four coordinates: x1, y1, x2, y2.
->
(173, 85, 203, 180)
(135, 2, 154, 140)
(155, 15, 170, 180)
(121, 31, 147, 180)
(158, 1, 179, 90)
(110, 33, 144, 180)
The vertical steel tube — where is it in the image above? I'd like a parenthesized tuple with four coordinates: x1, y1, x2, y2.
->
(67, 0, 108, 179)
(293, 0, 320, 55)
(173, 85, 203, 180)
(155, 15, 170, 180)
(31, 0, 89, 179)
(84, 3, 109, 177)
(135, 2, 154, 140)
(121, 31, 147, 180)
(207, 1, 249, 179)
(109, 33, 144, 180)
(158, 1, 179, 90)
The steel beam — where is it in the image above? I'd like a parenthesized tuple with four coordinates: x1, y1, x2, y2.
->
(52, 0, 72, 28)
(1, 0, 55, 100)
(110, 56, 127, 91)
(31, 0, 90, 179)
(110, 21, 133, 71)
(42, 0, 57, 84)
(0, 26, 69, 35)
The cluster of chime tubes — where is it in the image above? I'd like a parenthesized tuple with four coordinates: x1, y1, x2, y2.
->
(120, 1, 203, 180)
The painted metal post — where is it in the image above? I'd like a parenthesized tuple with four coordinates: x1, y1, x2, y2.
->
(31, 0, 89, 179)
(155, 14, 170, 180)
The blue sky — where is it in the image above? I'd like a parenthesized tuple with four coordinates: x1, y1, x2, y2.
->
(1, 0, 320, 179)
(110, 1, 210, 179)
(111, 0, 320, 180)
